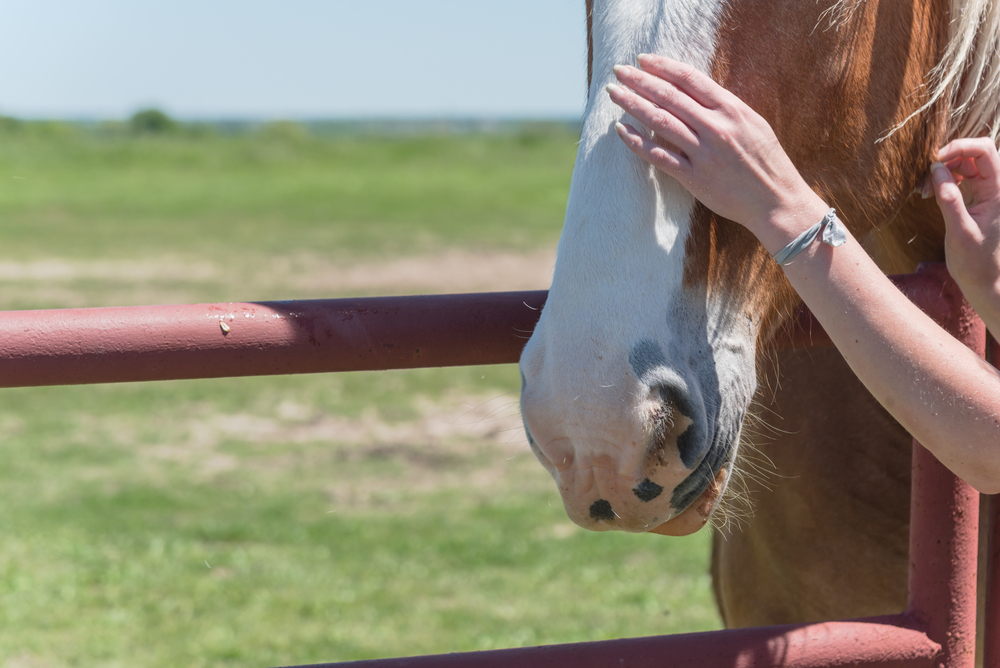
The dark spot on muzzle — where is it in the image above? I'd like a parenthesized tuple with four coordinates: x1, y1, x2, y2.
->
(628, 339, 669, 379)
(670, 417, 740, 511)
(589, 499, 616, 521)
(671, 445, 724, 511)
(633, 478, 664, 502)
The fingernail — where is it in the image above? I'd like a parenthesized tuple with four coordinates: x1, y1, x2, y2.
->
(637, 53, 650, 65)
(606, 83, 620, 95)
(922, 180, 933, 199)
(930, 161, 949, 184)
(612, 64, 623, 76)
(615, 121, 626, 133)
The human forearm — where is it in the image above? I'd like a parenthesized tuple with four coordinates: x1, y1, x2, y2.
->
(765, 208, 1000, 492)
(962, 281, 1000, 342)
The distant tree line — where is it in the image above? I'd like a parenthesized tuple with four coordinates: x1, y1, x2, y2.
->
(128, 108, 177, 134)
(0, 109, 582, 139)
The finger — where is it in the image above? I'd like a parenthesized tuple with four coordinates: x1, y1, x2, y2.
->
(606, 83, 700, 153)
(613, 64, 706, 132)
(942, 157, 979, 180)
(936, 137, 1000, 182)
(615, 121, 691, 177)
(635, 54, 732, 110)
(944, 157, 963, 171)
(956, 159, 979, 180)
(931, 161, 982, 238)
(942, 157, 978, 178)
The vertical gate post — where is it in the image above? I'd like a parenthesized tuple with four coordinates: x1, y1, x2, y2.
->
(909, 443, 980, 668)
(907, 265, 987, 668)
(981, 333, 1000, 668)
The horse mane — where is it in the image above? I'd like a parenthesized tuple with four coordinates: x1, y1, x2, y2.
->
(826, 0, 1000, 144)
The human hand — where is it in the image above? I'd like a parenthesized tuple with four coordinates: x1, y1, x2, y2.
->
(607, 54, 826, 245)
(931, 138, 1000, 302)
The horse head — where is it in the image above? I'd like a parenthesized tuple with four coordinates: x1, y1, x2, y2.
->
(520, 0, 996, 535)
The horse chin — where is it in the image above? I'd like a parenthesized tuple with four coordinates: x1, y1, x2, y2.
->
(649, 467, 729, 537)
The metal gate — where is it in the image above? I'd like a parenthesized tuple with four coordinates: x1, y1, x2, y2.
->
(1, 262, 997, 668)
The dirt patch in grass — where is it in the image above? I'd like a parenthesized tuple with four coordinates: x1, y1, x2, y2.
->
(154, 394, 526, 454)
(274, 247, 557, 295)
(0, 258, 217, 282)
(0, 247, 557, 309)
(134, 392, 539, 508)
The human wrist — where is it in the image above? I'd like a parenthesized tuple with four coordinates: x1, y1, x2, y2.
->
(950, 263, 1000, 336)
(967, 287, 1000, 341)
(946, 239, 1000, 295)
(750, 191, 832, 257)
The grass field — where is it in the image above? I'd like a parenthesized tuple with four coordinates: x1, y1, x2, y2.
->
(0, 121, 721, 667)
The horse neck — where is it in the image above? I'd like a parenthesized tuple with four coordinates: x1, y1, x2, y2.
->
(709, 0, 952, 304)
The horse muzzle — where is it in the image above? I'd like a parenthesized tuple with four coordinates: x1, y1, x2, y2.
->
(545, 446, 730, 536)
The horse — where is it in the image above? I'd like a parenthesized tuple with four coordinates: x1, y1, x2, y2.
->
(519, 0, 1000, 627)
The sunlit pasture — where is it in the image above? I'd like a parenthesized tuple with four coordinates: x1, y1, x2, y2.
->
(0, 120, 721, 667)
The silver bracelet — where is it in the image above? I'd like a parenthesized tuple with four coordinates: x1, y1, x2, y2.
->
(772, 208, 847, 266)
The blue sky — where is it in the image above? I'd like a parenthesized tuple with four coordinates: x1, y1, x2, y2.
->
(0, 1, 587, 119)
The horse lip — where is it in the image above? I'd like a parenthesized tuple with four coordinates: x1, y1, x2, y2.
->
(647, 467, 728, 536)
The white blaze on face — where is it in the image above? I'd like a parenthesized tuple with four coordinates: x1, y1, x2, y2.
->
(519, 0, 757, 535)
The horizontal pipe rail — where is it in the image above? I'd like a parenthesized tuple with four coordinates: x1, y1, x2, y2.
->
(0, 264, 965, 388)
(287, 614, 939, 668)
(0, 291, 547, 387)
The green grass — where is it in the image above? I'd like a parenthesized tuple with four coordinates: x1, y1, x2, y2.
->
(0, 124, 577, 261)
(0, 125, 721, 667)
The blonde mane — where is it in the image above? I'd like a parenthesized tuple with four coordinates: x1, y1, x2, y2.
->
(923, 0, 1000, 143)
(826, 0, 1000, 144)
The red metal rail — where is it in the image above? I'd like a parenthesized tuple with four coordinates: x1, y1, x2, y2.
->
(981, 333, 1000, 668)
(286, 619, 941, 668)
(0, 264, 969, 388)
(0, 292, 548, 387)
(0, 263, 992, 668)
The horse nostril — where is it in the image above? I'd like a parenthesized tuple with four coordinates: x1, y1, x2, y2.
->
(654, 383, 705, 469)
(589, 499, 616, 521)
(633, 478, 664, 502)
